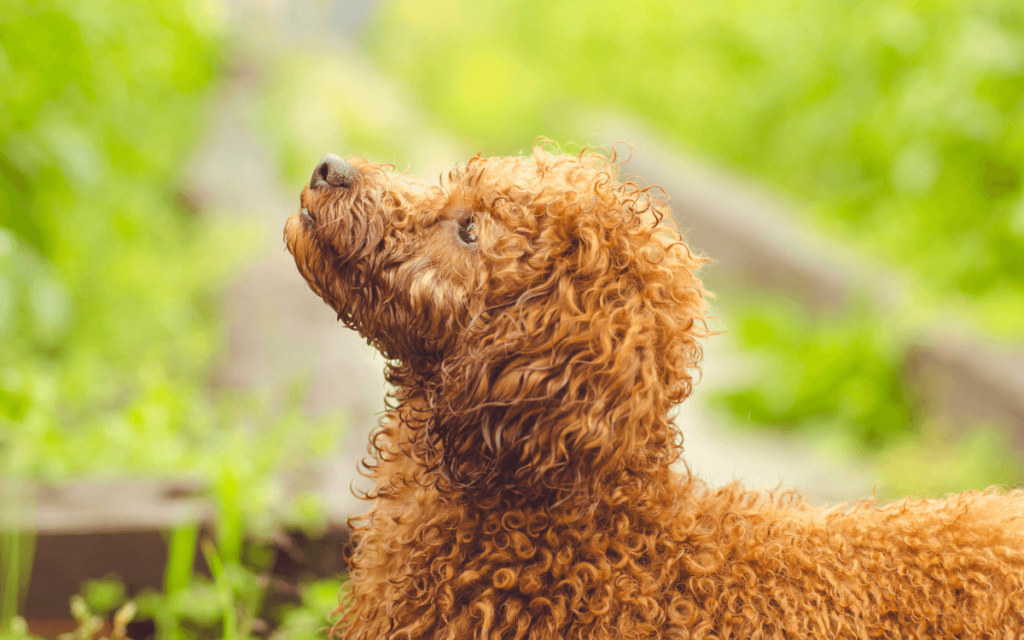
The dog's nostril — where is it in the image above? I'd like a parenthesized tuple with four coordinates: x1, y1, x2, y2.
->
(310, 154, 355, 190)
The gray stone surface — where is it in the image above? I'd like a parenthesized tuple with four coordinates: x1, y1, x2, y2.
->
(1, 477, 208, 534)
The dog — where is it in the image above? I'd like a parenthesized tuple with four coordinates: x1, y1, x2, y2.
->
(285, 147, 1024, 639)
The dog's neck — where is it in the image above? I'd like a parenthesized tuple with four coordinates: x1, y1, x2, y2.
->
(378, 367, 684, 513)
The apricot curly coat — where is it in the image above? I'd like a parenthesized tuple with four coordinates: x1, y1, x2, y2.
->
(285, 147, 1024, 639)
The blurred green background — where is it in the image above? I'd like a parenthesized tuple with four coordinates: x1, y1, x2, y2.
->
(2, 0, 1024, 636)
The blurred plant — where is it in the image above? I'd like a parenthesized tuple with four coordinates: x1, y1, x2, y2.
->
(0, 0, 233, 479)
(368, 0, 1024, 334)
(875, 422, 1024, 498)
(0, 530, 33, 633)
(710, 296, 915, 451)
(0, 545, 345, 640)
(707, 295, 1024, 497)
(1, 480, 35, 631)
(0, 472, 347, 640)
(62, 596, 135, 640)
(270, 578, 348, 640)
(0, 617, 39, 640)
(70, 549, 344, 640)
(0, 0, 348, 489)
(0, 0, 348, 626)
(131, 534, 272, 640)
(0, 573, 134, 640)
(0, 535, 33, 631)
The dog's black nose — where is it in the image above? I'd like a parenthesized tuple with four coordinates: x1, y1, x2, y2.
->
(310, 154, 355, 190)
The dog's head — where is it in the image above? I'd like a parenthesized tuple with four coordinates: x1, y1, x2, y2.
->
(285, 147, 708, 498)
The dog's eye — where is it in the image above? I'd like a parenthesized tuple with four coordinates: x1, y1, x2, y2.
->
(457, 218, 478, 245)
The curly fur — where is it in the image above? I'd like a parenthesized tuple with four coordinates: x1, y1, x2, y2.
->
(285, 147, 1024, 639)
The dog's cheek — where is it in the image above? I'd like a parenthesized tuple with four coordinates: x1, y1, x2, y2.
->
(412, 268, 459, 318)
(407, 266, 440, 314)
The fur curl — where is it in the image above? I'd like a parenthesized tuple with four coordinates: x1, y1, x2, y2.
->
(285, 147, 1024, 639)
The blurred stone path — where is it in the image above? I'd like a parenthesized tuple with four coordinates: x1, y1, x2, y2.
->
(185, 3, 876, 522)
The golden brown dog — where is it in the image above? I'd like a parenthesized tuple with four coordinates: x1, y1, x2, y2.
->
(285, 148, 1024, 639)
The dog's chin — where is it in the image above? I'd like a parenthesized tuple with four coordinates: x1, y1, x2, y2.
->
(283, 210, 307, 247)
(283, 211, 326, 297)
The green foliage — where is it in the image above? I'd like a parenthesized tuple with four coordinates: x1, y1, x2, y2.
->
(0, 546, 345, 640)
(72, 548, 344, 640)
(136, 570, 344, 640)
(0, 481, 347, 640)
(82, 577, 127, 617)
(272, 579, 349, 640)
(0, 526, 34, 631)
(368, 0, 1024, 332)
(0, 0, 238, 479)
(0, 617, 39, 640)
(0, 0, 346, 625)
(711, 297, 915, 450)
(876, 423, 1024, 498)
(366, 0, 1024, 492)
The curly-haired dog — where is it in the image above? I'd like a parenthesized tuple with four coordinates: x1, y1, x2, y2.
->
(285, 148, 1024, 639)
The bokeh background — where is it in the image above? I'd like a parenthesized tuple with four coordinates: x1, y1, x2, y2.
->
(2, 0, 1024, 636)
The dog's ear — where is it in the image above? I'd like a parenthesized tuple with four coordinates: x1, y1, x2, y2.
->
(433, 175, 708, 499)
